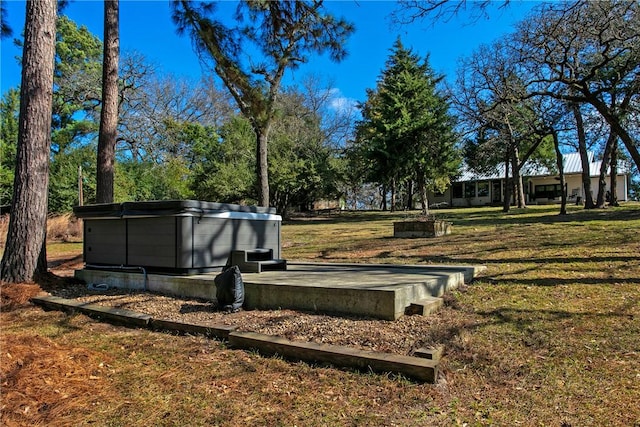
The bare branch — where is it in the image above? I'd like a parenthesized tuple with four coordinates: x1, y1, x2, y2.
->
(392, 0, 509, 26)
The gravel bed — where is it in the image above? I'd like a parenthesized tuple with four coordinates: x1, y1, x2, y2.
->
(51, 284, 447, 356)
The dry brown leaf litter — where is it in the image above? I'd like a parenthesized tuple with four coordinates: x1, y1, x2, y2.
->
(0, 333, 116, 427)
(52, 283, 452, 356)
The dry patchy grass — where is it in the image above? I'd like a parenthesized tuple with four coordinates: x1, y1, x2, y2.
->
(2, 203, 640, 426)
(0, 213, 82, 255)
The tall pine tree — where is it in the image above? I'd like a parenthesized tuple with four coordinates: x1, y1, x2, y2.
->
(172, 1, 354, 208)
(356, 39, 459, 214)
(96, 0, 119, 203)
(1, 0, 58, 282)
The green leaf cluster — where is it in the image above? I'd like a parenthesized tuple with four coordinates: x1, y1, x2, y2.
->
(52, 16, 102, 154)
(0, 88, 19, 205)
(191, 115, 255, 204)
(355, 39, 460, 212)
(269, 90, 342, 214)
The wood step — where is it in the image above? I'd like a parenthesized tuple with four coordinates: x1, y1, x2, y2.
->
(31, 295, 152, 327)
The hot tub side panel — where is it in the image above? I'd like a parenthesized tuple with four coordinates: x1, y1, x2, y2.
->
(126, 217, 177, 268)
(84, 219, 126, 265)
(192, 217, 229, 268)
(192, 217, 281, 268)
(176, 216, 193, 269)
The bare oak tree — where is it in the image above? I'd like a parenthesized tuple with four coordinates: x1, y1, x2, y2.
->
(453, 40, 546, 211)
(393, 0, 508, 25)
(516, 1, 640, 174)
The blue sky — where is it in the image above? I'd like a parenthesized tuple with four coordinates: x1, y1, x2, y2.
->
(1, 0, 536, 110)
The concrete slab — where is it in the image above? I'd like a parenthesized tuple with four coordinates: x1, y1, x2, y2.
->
(75, 262, 485, 320)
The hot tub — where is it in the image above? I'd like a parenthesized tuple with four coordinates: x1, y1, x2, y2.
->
(73, 200, 282, 274)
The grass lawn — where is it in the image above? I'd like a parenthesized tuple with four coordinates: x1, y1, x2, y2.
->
(2, 203, 639, 426)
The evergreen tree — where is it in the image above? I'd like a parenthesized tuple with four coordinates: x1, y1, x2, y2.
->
(96, 0, 120, 203)
(3, 17, 103, 211)
(356, 39, 460, 214)
(0, 88, 19, 206)
(1, 0, 57, 283)
(52, 15, 103, 155)
(190, 115, 255, 204)
(1, 1, 12, 38)
(47, 16, 103, 212)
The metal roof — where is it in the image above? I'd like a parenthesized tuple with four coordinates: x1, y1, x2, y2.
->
(456, 151, 626, 182)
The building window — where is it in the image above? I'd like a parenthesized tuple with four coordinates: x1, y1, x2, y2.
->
(534, 184, 562, 199)
(477, 181, 489, 197)
(452, 183, 463, 198)
(464, 182, 476, 198)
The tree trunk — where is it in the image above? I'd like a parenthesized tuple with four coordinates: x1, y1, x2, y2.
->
(502, 153, 511, 213)
(0, 0, 57, 283)
(416, 170, 428, 216)
(350, 184, 358, 210)
(552, 129, 567, 215)
(517, 173, 526, 208)
(390, 176, 397, 212)
(380, 184, 387, 211)
(96, 0, 119, 204)
(512, 147, 526, 208)
(406, 179, 413, 210)
(595, 131, 615, 208)
(255, 125, 270, 207)
(36, 236, 48, 277)
(609, 140, 619, 207)
(586, 94, 640, 175)
(571, 103, 595, 209)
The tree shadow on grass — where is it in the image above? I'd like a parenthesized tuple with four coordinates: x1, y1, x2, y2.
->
(410, 253, 640, 266)
(426, 301, 638, 369)
(47, 254, 84, 269)
(480, 277, 640, 286)
(285, 205, 640, 228)
(35, 271, 84, 291)
(469, 304, 638, 346)
(284, 211, 393, 225)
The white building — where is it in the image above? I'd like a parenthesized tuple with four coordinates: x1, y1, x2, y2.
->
(430, 152, 630, 207)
